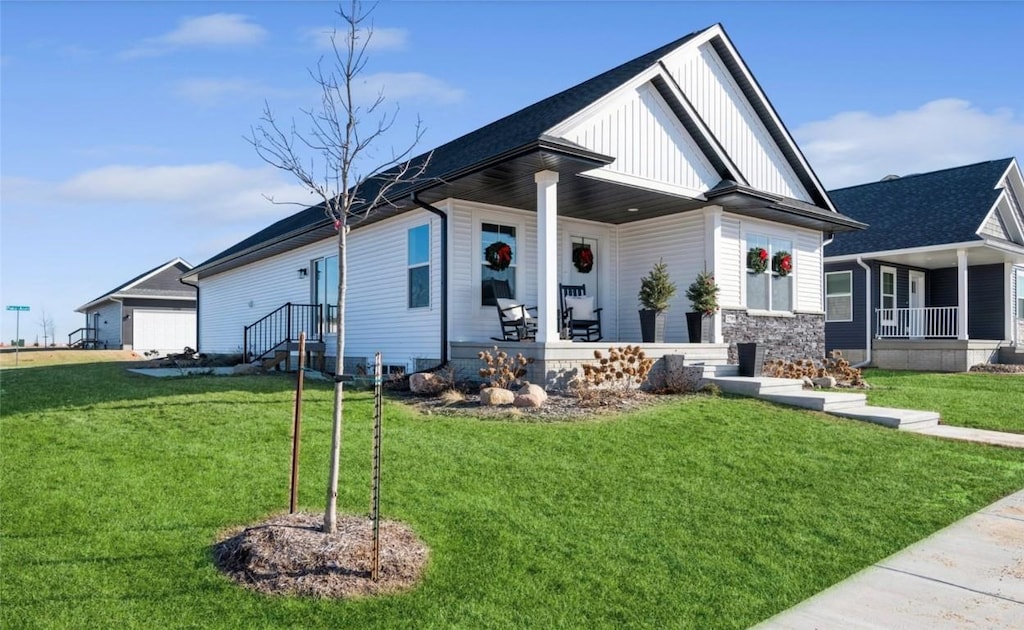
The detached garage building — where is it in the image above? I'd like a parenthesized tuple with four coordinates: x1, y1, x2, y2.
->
(74, 258, 197, 355)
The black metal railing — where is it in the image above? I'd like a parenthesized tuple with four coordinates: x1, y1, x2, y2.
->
(243, 303, 323, 362)
(68, 327, 98, 349)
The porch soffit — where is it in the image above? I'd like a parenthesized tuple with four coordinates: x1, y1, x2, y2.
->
(827, 240, 1024, 269)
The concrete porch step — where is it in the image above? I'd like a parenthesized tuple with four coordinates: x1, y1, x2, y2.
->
(760, 390, 868, 412)
(706, 375, 805, 397)
(829, 405, 941, 430)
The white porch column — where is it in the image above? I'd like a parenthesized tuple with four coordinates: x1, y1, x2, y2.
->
(1005, 261, 1015, 342)
(703, 206, 724, 343)
(535, 171, 560, 343)
(957, 249, 969, 340)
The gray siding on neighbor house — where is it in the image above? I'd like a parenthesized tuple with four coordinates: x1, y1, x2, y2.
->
(824, 261, 867, 352)
(929, 264, 1005, 340)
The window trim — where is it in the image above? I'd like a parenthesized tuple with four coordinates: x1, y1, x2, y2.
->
(1016, 270, 1024, 320)
(825, 270, 853, 323)
(476, 217, 522, 308)
(879, 265, 897, 323)
(407, 224, 430, 310)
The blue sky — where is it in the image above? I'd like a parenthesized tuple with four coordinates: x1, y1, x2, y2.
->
(2, 1, 1022, 345)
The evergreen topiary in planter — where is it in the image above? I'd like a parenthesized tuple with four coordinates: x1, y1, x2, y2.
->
(684, 268, 720, 343)
(638, 260, 677, 343)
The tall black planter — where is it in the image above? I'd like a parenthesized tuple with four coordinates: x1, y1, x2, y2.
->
(685, 312, 703, 343)
(737, 342, 765, 377)
(639, 309, 665, 343)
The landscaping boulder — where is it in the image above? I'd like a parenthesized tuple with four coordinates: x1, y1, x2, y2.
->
(517, 383, 548, 403)
(812, 376, 837, 389)
(480, 387, 515, 406)
(410, 372, 444, 395)
(801, 376, 814, 388)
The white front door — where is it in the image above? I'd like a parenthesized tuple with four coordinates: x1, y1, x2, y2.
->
(909, 270, 925, 337)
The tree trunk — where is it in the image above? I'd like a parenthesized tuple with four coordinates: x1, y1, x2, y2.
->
(324, 216, 348, 533)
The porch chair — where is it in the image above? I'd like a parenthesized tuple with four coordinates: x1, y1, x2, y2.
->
(559, 284, 602, 341)
(487, 279, 537, 342)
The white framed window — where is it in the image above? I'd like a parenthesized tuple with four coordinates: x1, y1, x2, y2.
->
(481, 222, 517, 306)
(1017, 270, 1024, 320)
(880, 266, 897, 323)
(407, 224, 430, 309)
(825, 271, 853, 322)
(745, 233, 793, 312)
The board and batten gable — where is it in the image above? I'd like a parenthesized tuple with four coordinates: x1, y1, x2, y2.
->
(198, 210, 442, 370)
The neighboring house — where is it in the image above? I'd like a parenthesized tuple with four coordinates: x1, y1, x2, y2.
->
(824, 158, 1024, 371)
(182, 24, 864, 383)
(73, 258, 197, 355)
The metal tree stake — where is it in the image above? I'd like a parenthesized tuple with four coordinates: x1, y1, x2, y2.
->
(371, 352, 383, 581)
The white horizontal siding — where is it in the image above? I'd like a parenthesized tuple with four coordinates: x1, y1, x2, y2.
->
(199, 210, 441, 371)
(718, 215, 743, 308)
(558, 218, 618, 339)
(562, 83, 718, 196)
(663, 44, 810, 202)
(618, 212, 706, 342)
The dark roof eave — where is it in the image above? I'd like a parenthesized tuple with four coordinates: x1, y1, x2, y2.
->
(707, 185, 867, 233)
(187, 139, 615, 279)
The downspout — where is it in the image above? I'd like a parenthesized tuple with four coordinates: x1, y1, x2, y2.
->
(852, 256, 872, 368)
(179, 274, 200, 354)
(411, 194, 448, 367)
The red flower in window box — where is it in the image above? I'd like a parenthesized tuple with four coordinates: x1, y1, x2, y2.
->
(485, 241, 513, 271)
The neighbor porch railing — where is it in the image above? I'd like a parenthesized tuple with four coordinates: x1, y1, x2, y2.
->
(68, 327, 98, 349)
(243, 303, 323, 362)
(875, 306, 958, 338)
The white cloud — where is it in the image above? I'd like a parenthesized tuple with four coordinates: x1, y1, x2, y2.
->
(796, 99, 1024, 189)
(173, 78, 271, 107)
(303, 25, 407, 52)
(355, 72, 465, 105)
(122, 13, 267, 58)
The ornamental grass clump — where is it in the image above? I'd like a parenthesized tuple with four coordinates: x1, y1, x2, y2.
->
(478, 346, 534, 389)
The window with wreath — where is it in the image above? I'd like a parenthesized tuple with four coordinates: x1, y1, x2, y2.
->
(408, 225, 430, 309)
(481, 222, 516, 306)
(745, 234, 793, 312)
(825, 271, 852, 322)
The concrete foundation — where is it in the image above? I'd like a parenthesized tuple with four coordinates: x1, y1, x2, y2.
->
(871, 339, 1002, 372)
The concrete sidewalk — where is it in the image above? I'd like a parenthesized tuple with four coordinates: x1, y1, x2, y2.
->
(755, 489, 1024, 629)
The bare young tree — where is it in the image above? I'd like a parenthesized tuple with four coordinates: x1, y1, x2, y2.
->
(38, 310, 55, 348)
(247, 0, 429, 534)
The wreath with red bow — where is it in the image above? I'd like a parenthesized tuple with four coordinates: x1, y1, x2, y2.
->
(485, 241, 513, 271)
(773, 251, 793, 277)
(572, 245, 594, 273)
(747, 247, 769, 273)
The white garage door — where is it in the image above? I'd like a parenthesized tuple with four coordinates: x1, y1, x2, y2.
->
(133, 309, 197, 355)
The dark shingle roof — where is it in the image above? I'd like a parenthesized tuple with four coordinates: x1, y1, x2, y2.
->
(825, 158, 1013, 256)
(78, 258, 195, 311)
(196, 27, 712, 269)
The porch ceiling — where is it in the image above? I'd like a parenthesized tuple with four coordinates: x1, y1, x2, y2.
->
(415, 148, 708, 224)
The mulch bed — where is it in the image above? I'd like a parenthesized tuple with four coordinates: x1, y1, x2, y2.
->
(213, 512, 429, 599)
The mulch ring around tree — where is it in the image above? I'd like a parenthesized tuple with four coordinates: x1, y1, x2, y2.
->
(212, 512, 429, 598)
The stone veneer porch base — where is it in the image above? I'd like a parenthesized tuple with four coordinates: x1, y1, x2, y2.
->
(450, 341, 730, 390)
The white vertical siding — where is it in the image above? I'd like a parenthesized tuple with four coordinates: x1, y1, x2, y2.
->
(663, 44, 810, 202)
(198, 209, 442, 370)
(618, 212, 706, 342)
(718, 215, 743, 308)
(561, 83, 719, 196)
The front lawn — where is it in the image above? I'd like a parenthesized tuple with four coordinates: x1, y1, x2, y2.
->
(862, 369, 1024, 434)
(2, 362, 1023, 629)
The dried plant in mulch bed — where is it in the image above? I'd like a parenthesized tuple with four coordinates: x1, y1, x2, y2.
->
(212, 512, 429, 599)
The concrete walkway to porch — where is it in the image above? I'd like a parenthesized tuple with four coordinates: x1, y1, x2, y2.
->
(753, 489, 1024, 629)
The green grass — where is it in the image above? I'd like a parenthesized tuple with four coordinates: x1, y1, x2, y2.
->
(862, 369, 1024, 434)
(2, 362, 1023, 629)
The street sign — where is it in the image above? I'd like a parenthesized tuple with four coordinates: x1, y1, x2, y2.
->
(6, 305, 30, 311)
